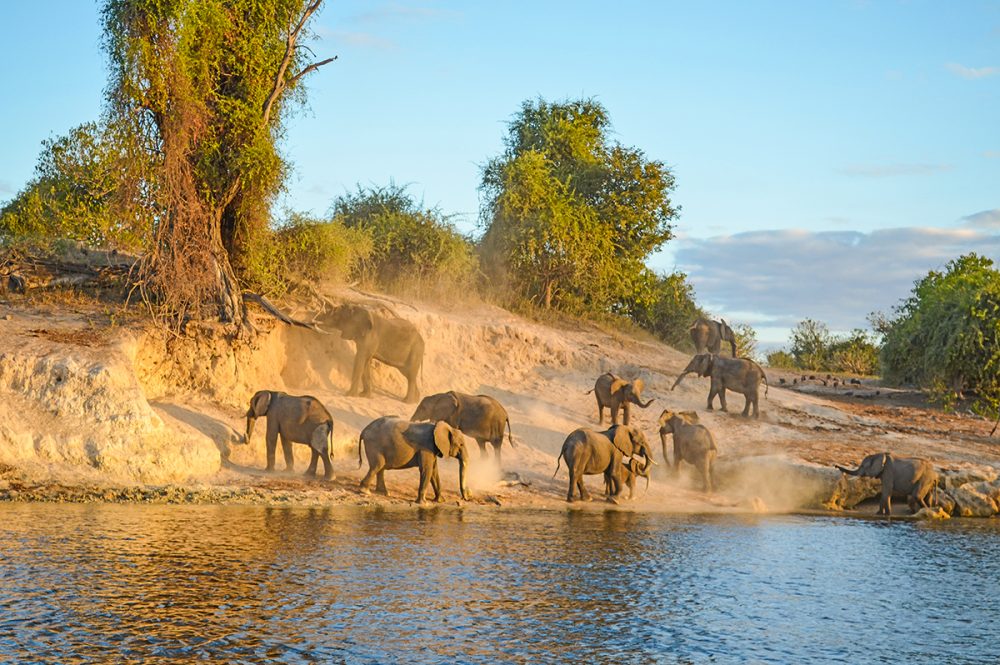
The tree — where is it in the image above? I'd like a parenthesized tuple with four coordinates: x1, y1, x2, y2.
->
(789, 319, 832, 371)
(0, 123, 146, 249)
(102, 0, 334, 327)
(625, 271, 704, 348)
(828, 329, 880, 375)
(479, 98, 678, 312)
(881, 253, 1000, 416)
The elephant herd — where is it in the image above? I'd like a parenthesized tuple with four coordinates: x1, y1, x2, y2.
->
(241, 309, 939, 514)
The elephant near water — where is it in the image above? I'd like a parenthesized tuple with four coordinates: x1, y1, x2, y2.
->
(319, 303, 424, 403)
(244, 390, 335, 480)
(586, 372, 654, 425)
(690, 317, 737, 356)
(672, 353, 769, 418)
(357, 416, 470, 504)
(554, 425, 656, 503)
(411, 391, 514, 466)
(605, 455, 653, 500)
(835, 452, 939, 515)
(658, 409, 717, 492)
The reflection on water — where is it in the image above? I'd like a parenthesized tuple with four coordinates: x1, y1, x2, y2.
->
(1, 504, 998, 664)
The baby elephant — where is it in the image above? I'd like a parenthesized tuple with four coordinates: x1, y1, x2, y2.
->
(835, 452, 938, 515)
(554, 425, 656, 503)
(357, 416, 471, 504)
(245, 390, 335, 480)
(658, 409, 717, 492)
(604, 456, 652, 500)
(586, 372, 654, 426)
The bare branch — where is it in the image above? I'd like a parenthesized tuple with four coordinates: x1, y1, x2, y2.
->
(287, 56, 337, 87)
(261, 0, 333, 127)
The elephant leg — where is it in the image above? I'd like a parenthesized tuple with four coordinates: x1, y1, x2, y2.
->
(741, 394, 751, 417)
(596, 398, 604, 425)
(566, 469, 576, 503)
(673, 443, 682, 476)
(431, 467, 443, 502)
(361, 361, 374, 398)
(403, 360, 420, 404)
(376, 470, 388, 495)
(320, 451, 334, 481)
(305, 449, 319, 477)
(477, 440, 489, 460)
(416, 459, 436, 504)
(752, 394, 760, 419)
(718, 388, 728, 412)
(706, 388, 716, 411)
(610, 403, 620, 426)
(280, 434, 294, 472)
(265, 429, 278, 472)
(360, 457, 383, 494)
(347, 352, 368, 396)
(492, 440, 503, 468)
(701, 460, 712, 492)
(578, 475, 591, 502)
(622, 403, 630, 426)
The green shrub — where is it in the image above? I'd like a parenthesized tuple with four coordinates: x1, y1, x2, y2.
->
(766, 350, 797, 369)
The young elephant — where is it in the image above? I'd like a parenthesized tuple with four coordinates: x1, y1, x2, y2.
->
(586, 372, 654, 425)
(835, 452, 938, 515)
(658, 409, 717, 492)
(671, 353, 769, 418)
(319, 303, 425, 403)
(553, 425, 656, 503)
(245, 390, 335, 480)
(604, 455, 652, 500)
(411, 391, 514, 466)
(357, 416, 471, 504)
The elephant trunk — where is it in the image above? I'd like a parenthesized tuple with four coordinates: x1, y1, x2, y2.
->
(835, 464, 860, 476)
(635, 397, 655, 409)
(659, 432, 670, 467)
(670, 372, 689, 391)
(458, 448, 471, 500)
(729, 339, 737, 357)
(244, 416, 256, 444)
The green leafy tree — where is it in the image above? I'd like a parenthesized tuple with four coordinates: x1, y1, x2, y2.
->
(828, 329, 880, 375)
(0, 123, 145, 248)
(102, 0, 334, 326)
(625, 271, 704, 348)
(789, 319, 832, 370)
(881, 253, 1000, 416)
(331, 184, 479, 295)
(732, 323, 760, 361)
(479, 98, 678, 312)
(766, 349, 796, 369)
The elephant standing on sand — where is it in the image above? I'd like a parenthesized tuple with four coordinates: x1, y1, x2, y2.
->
(604, 456, 653, 500)
(835, 453, 938, 515)
(672, 353, 769, 418)
(553, 425, 656, 503)
(586, 372, 654, 426)
(319, 303, 424, 403)
(658, 410, 717, 492)
(690, 317, 737, 356)
(357, 416, 470, 504)
(411, 391, 514, 466)
(245, 390, 335, 480)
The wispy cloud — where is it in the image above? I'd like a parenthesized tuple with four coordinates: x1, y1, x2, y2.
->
(961, 208, 1000, 228)
(672, 227, 1000, 332)
(837, 163, 952, 177)
(984, 150, 1000, 159)
(0, 180, 13, 197)
(946, 62, 999, 79)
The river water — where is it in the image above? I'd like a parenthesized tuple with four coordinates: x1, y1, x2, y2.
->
(0, 504, 997, 664)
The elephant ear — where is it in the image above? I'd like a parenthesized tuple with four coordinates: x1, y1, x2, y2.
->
(432, 421, 453, 458)
(610, 378, 628, 396)
(862, 453, 888, 478)
(657, 410, 673, 432)
(679, 410, 700, 423)
(631, 378, 645, 396)
(249, 391, 272, 417)
(611, 425, 634, 457)
(340, 307, 375, 341)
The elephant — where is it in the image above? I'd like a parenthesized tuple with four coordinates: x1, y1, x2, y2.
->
(553, 425, 656, 503)
(357, 416, 470, 504)
(604, 455, 652, 500)
(319, 303, 424, 403)
(410, 391, 514, 466)
(835, 452, 939, 515)
(586, 372, 654, 426)
(671, 353, 769, 418)
(658, 409, 717, 492)
(689, 317, 737, 356)
(245, 390, 335, 480)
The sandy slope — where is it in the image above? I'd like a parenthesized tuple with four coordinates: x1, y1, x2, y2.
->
(1, 289, 998, 515)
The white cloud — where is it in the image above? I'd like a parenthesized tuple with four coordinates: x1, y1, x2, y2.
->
(961, 209, 1000, 228)
(837, 163, 952, 177)
(984, 150, 1000, 159)
(946, 62, 999, 79)
(672, 227, 1000, 333)
(317, 28, 397, 51)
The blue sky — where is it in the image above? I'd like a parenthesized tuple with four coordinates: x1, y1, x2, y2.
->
(1, 1, 998, 345)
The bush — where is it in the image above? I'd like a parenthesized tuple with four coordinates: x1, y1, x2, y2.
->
(766, 350, 796, 369)
(242, 213, 372, 295)
(623, 270, 704, 349)
(332, 184, 479, 297)
(733, 323, 759, 361)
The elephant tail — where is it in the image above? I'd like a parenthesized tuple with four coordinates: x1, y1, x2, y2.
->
(505, 417, 516, 449)
(552, 449, 563, 479)
(584, 388, 595, 395)
(357, 432, 365, 469)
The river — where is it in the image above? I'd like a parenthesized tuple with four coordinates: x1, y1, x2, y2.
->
(0, 503, 997, 663)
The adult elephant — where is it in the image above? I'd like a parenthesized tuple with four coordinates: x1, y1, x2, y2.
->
(672, 353, 769, 418)
(835, 453, 938, 515)
(410, 391, 514, 466)
(586, 372, 654, 426)
(244, 390, 335, 480)
(658, 409, 717, 492)
(689, 317, 737, 356)
(320, 303, 424, 403)
(553, 425, 656, 503)
(357, 416, 471, 504)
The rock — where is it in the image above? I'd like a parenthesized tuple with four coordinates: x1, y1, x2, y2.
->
(939, 466, 999, 490)
(823, 474, 881, 510)
(914, 506, 950, 520)
(934, 489, 957, 515)
(950, 484, 999, 517)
